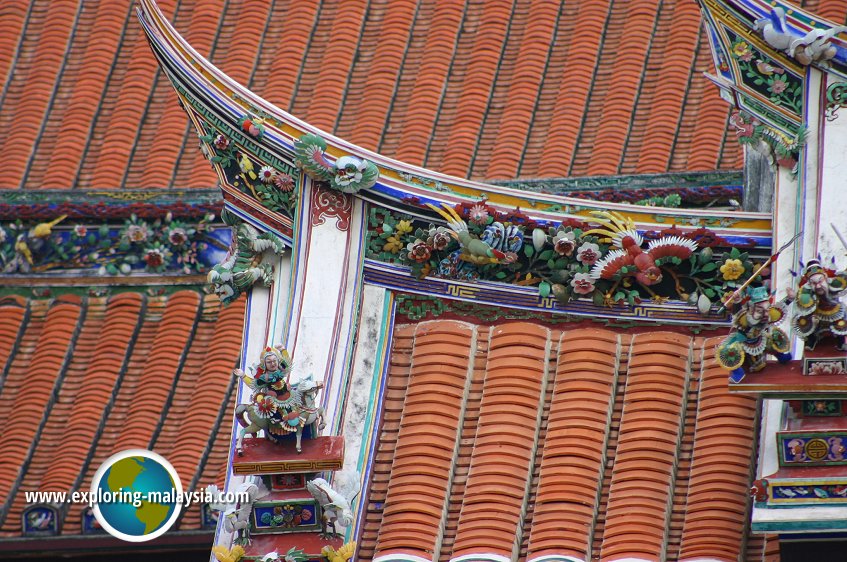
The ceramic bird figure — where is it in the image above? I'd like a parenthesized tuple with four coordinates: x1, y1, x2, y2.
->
(212, 545, 245, 562)
(206, 479, 268, 546)
(238, 153, 257, 180)
(322, 541, 357, 562)
(426, 203, 507, 264)
(755, 59, 782, 76)
(4, 215, 68, 273)
(28, 511, 52, 530)
(14, 235, 33, 265)
(306, 475, 359, 539)
(586, 210, 697, 286)
(31, 215, 67, 239)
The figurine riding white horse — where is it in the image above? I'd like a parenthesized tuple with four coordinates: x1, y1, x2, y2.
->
(233, 366, 326, 455)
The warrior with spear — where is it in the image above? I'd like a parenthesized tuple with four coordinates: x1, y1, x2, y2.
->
(716, 233, 801, 384)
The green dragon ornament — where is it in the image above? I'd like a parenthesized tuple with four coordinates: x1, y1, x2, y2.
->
(208, 210, 286, 304)
(294, 133, 379, 193)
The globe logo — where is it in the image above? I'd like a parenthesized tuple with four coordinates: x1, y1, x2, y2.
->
(90, 449, 183, 542)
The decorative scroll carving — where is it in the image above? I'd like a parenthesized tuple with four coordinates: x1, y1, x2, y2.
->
(826, 82, 847, 121)
(207, 211, 285, 304)
(311, 187, 353, 231)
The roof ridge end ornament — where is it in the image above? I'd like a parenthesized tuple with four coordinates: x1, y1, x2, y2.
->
(755, 7, 847, 67)
(294, 133, 379, 194)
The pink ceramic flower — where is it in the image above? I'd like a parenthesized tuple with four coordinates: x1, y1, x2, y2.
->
(168, 228, 188, 246)
(428, 227, 451, 251)
(570, 272, 595, 295)
(552, 231, 576, 256)
(468, 204, 489, 225)
(406, 240, 432, 263)
(274, 173, 295, 192)
(144, 248, 165, 268)
(214, 134, 230, 150)
(576, 242, 600, 266)
(126, 224, 148, 243)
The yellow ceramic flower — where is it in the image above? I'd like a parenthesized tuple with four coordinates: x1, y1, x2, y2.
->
(732, 41, 750, 57)
(383, 235, 403, 254)
(720, 258, 744, 280)
(396, 220, 413, 236)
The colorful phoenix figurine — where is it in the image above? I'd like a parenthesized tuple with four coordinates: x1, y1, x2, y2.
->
(586, 211, 698, 286)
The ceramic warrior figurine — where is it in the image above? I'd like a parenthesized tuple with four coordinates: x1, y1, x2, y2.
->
(717, 286, 792, 384)
(234, 347, 302, 440)
(790, 260, 847, 350)
(233, 346, 326, 454)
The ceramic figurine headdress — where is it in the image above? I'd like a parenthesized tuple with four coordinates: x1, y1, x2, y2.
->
(258, 346, 292, 373)
(746, 286, 771, 304)
(798, 259, 836, 286)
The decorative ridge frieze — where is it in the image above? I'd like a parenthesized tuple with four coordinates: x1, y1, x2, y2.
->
(492, 170, 743, 193)
(0, 213, 229, 277)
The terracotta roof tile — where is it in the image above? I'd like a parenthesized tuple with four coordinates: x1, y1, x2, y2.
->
(334, 0, 417, 150)
(816, 0, 847, 21)
(0, 300, 82, 511)
(0, 300, 27, 382)
(0, 290, 243, 536)
(573, 0, 661, 176)
(452, 323, 547, 559)
(80, 0, 178, 189)
(0, 0, 786, 188)
(375, 321, 474, 560)
(289, 0, 369, 132)
(361, 323, 757, 562)
(528, 329, 618, 561)
(129, 0, 225, 189)
(3, 297, 110, 530)
(677, 337, 757, 561)
(0, 0, 82, 190)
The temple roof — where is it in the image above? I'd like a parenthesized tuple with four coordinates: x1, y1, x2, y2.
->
(0, 0, 758, 191)
(359, 320, 780, 561)
(0, 290, 243, 553)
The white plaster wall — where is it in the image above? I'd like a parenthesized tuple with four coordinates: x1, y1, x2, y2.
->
(321, 200, 367, 431)
(757, 399, 784, 478)
(773, 163, 801, 304)
(817, 72, 847, 270)
(268, 253, 292, 344)
(284, 213, 349, 386)
(753, 503, 847, 528)
(339, 284, 388, 473)
(800, 68, 824, 269)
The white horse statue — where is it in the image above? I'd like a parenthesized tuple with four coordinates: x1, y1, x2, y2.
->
(233, 372, 326, 454)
